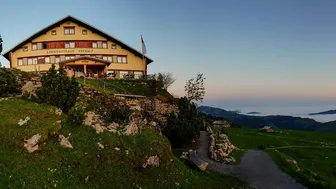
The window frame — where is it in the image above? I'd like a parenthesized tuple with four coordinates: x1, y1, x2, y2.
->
(28, 58, 33, 65)
(55, 56, 61, 63)
(65, 42, 70, 49)
(32, 44, 37, 51)
(111, 44, 117, 49)
(45, 57, 50, 63)
(92, 42, 98, 48)
(64, 27, 75, 35)
(18, 59, 23, 66)
(22, 46, 28, 52)
(82, 30, 87, 35)
(51, 30, 57, 35)
(102, 42, 107, 49)
(69, 42, 75, 48)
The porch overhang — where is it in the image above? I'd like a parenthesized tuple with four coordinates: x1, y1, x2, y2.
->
(59, 56, 111, 66)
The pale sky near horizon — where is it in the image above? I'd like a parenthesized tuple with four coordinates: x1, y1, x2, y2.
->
(1, 0, 336, 107)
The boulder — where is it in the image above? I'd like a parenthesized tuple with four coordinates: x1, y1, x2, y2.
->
(18, 116, 30, 126)
(21, 81, 38, 98)
(23, 134, 41, 153)
(55, 108, 62, 116)
(187, 150, 208, 171)
(59, 134, 73, 149)
(142, 155, 160, 168)
(97, 142, 104, 149)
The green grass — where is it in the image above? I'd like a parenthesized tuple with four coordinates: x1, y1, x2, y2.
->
(0, 99, 249, 189)
(227, 127, 336, 189)
(77, 78, 153, 96)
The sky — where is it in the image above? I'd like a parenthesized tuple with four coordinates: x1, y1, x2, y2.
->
(1, 0, 336, 109)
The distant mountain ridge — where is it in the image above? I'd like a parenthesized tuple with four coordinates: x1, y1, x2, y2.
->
(309, 110, 336, 115)
(198, 105, 336, 133)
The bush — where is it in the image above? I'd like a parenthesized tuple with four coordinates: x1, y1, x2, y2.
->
(37, 64, 80, 112)
(0, 67, 20, 97)
(162, 97, 202, 148)
(67, 106, 85, 126)
(101, 106, 133, 124)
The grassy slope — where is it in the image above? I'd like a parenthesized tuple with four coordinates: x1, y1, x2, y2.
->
(0, 99, 248, 189)
(227, 128, 336, 189)
(76, 78, 174, 101)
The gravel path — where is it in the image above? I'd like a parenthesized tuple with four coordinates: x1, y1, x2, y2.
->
(197, 131, 307, 189)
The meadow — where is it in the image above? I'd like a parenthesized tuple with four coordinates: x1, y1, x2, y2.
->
(227, 127, 336, 189)
(0, 99, 249, 189)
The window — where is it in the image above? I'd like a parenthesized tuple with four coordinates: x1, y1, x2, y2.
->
(65, 42, 75, 48)
(111, 44, 117, 49)
(102, 42, 107, 49)
(92, 42, 98, 48)
(23, 46, 28, 52)
(117, 56, 127, 64)
(64, 27, 75, 35)
(28, 58, 33, 65)
(45, 57, 50, 63)
(103, 56, 108, 60)
(82, 30, 87, 35)
(65, 56, 70, 60)
(33, 58, 38, 64)
(107, 56, 112, 62)
(32, 44, 37, 51)
(71, 56, 75, 59)
(42, 43, 47, 49)
(37, 43, 43, 50)
(51, 30, 56, 35)
(55, 56, 60, 63)
(18, 59, 23, 66)
(70, 42, 75, 48)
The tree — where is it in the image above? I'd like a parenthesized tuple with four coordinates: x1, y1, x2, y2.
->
(0, 35, 3, 54)
(37, 64, 80, 112)
(185, 73, 206, 102)
(160, 72, 176, 90)
(0, 35, 3, 67)
(162, 97, 202, 147)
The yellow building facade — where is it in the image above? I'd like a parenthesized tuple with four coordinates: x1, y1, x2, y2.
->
(2, 16, 153, 79)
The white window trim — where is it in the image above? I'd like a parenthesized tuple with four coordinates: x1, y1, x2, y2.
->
(28, 58, 33, 65)
(45, 57, 50, 63)
(92, 42, 98, 48)
(18, 59, 23, 66)
(32, 44, 37, 51)
(102, 42, 107, 49)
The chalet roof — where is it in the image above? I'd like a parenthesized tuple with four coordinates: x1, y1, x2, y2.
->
(59, 56, 111, 65)
(2, 15, 153, 64)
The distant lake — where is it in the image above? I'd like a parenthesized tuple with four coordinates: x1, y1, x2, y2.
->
(227, 104, 336, 123)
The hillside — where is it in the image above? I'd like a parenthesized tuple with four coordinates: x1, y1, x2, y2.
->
(227, 128, 336, 189)
(309, 110, 336, 115)
(0, 99, 248, 189)
(316, 120, 336, 132)
(198, 106, 320, 131)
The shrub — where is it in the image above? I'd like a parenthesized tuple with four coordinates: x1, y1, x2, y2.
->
(67, 106, 85, 126)
(0, 67, 20, 97)
(37, 64, 80, 112)
(101, 106, 133, 124)
(162, 97, 202, 148)
(257, 144, 266, 150)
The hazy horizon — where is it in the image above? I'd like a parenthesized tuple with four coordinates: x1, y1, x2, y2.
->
(1, 0, 336, 103)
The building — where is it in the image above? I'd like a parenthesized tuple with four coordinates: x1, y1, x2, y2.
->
(213, 120, 231, 128)
(259, 126, 275, 133)
(2, 15, 153, 79)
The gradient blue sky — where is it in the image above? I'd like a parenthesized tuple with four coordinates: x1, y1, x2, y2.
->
(1, 0, 336, 108)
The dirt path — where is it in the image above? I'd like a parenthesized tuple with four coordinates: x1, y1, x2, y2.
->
(197, 131, 307, 189)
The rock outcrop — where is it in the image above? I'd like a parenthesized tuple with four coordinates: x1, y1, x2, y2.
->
(23, 134, 41, 153)
(59, 134, 73, 149)
(142, 155, 160, 168)
(207, 126, 236, 163)
(18, 116, 30, 126)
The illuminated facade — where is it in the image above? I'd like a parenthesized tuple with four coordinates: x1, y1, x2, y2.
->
(2, 16, 153, 79)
